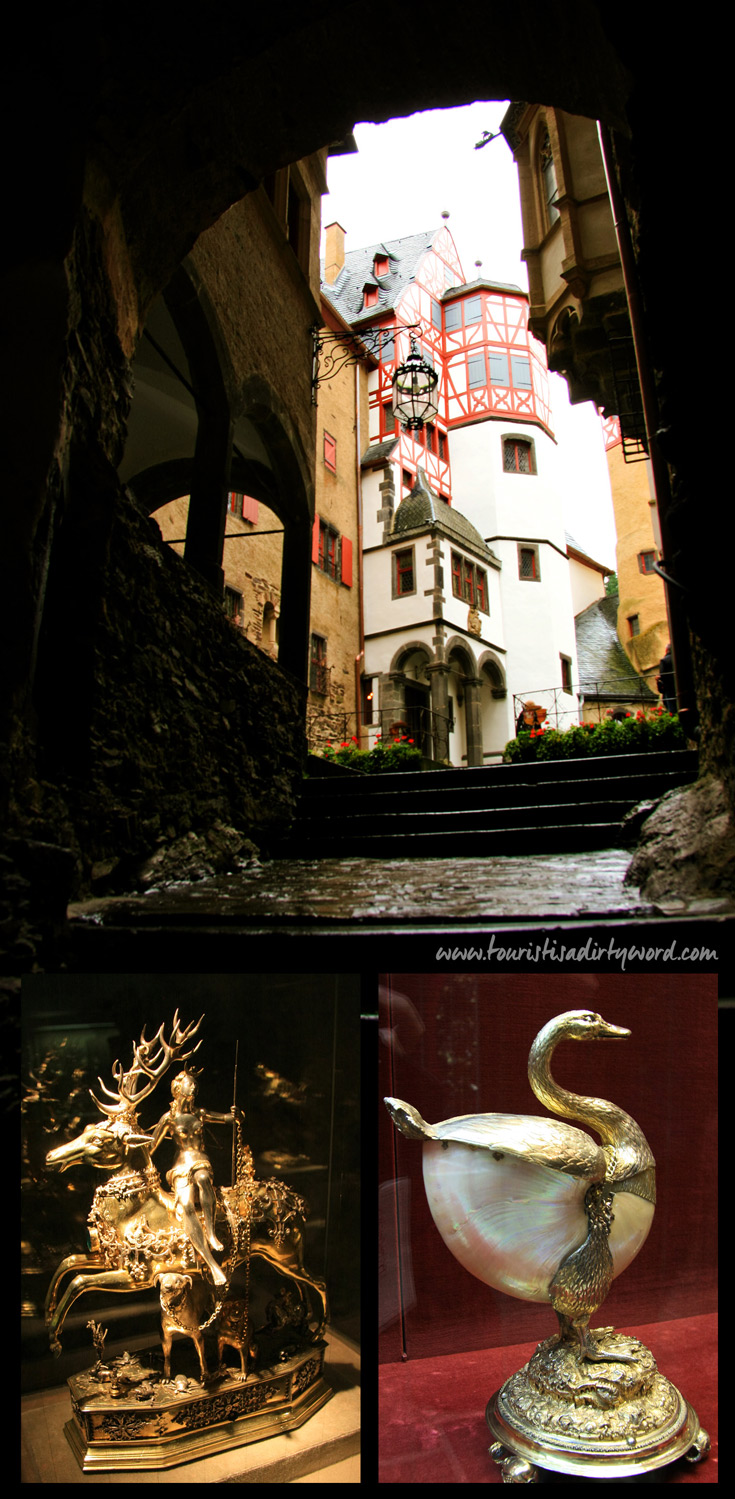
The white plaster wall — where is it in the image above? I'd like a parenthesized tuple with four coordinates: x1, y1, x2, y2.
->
(364, 620, 437, 680)
(361, 468, 388, 551)
(495, 538, 580, 730)
(569, 554, 606, 615)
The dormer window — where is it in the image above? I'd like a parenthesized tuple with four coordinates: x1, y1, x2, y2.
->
(374, 255, 389, 277)
(364, 284, 379, 309)
(540, 130, 560, 227)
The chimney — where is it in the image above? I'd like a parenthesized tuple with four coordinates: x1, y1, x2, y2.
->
(324, 222, 346, 284)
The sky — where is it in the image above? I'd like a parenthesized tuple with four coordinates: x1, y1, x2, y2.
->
(322, 101, 618, 569)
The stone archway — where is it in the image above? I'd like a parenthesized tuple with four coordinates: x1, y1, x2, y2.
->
(478, 651, 512, 759)
(446, 637, 484, 769)
(4, 6, 731, 936)
(384, 642, 434, 752)
(120, 266, 313, 682)
(121, 260, 233, 596)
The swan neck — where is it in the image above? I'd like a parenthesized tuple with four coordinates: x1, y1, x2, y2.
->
(529, 1027, 624, 1145)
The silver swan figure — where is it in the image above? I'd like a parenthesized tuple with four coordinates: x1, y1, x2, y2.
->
(384, 1009, 656, 1361)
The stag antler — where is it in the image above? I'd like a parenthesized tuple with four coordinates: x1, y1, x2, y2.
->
(90, 1010, 204, 1117)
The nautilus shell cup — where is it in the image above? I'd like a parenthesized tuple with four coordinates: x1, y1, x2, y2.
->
(418, 1114, 654, 1303)
(384, 1009, 656, 1308)
(383, 1011, 710, 1482)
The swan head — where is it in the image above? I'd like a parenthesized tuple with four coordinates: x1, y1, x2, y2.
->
(544, 1010, 631, 1044)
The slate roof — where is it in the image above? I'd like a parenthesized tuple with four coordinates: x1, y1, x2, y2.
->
(392, 468, 497, 563)
(575, 594, 657, 700)
(361, 437, 399, 469)
(321, 229, 437, 326)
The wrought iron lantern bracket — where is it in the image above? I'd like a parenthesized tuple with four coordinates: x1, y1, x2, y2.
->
(311, 321, 420, 405)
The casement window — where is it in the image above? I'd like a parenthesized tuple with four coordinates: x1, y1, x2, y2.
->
(312, 516, 352, 586)
(451, 551, 489, 612)
(540, 130, 560, 227)
(228, 492, 259, 521)
(467, 353, 486, 387)
(445, 302, 461, 332)
(286, 166, 311, 272)
(323, 432, 337, 473)
(560, 653, 573, 694)
(382, 401, 395, 434)
(488, 351, 510, 386)
(402, 469, 414, 493)
(510, 355, 532, 389)
(464, 295, 482, 325)
(431, 299, 442, 330)
(393, 547, 416, 597)
(438, 430, 447, 461)
(638, 550, 657, 574)
(224, 586, 244, 625)
(503, 436, 536, 474)
(425, 423, 436, 454)
(374, 255, 389, 277)
(518, 544, 540, 581)
(309, 633, 329, 695)
(363, 284, 379, 308)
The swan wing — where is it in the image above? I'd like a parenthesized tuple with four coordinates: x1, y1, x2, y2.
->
(384, 1098, 605, 1180)
(422, 1137, 592, 1302)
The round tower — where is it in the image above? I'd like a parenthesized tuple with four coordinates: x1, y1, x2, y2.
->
(445, 280, 580, 733)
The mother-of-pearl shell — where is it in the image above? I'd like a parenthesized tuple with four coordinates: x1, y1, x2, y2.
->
(422, 1140, 655, 1303)
(608, 1189, 655, 1278)
(422, 1139, 590, 1301)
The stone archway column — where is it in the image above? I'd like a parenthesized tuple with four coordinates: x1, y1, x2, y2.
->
(425, 662, 452, 765)
(380, 671, 407, 737)
(462, 675, 484, 768)
(184, 404, 233, 596)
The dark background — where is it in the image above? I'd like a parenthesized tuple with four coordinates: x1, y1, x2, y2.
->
(22, 973, 360, 1389)
(379, 973, 717, 1362)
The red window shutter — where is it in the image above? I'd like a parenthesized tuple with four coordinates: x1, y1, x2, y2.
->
(312, 515, 320, 563)
(242, 493, 259, 523)
(341, 537, 353, 587)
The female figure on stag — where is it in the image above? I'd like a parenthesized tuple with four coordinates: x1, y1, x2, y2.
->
(149, 1070, 243, 1286)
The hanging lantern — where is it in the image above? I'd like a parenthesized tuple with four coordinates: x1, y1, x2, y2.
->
(392, 334, 439, 431)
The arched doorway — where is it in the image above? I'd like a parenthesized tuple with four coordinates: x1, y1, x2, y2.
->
(446, 638, 483, 768)
(385, 643, 434, 755)
(478, 651, 511, 761)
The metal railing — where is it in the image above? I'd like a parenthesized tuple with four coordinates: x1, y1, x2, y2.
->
(513, 671, 661, 734)
(306, 705, 453, 760)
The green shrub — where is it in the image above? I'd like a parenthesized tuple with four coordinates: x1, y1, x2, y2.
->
(503, 709, 685, 764)
(319, 734, 423, 774)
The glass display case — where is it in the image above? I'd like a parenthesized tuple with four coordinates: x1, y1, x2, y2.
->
(379, 973, 717, 1482)
(21, 973, 360, 1475)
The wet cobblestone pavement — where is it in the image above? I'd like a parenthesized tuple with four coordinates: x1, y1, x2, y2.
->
(73, 847, 653, 924)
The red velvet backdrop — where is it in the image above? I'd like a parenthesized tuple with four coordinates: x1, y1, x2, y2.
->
(379, 974, 717, 1364)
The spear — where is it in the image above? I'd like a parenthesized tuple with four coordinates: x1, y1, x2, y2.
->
(231, 1038, 239, 1186)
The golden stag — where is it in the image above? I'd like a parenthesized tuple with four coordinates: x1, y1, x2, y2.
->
(44, 1013, 328, 1368)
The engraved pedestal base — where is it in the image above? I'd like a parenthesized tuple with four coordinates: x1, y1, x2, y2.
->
(486, 1330, 709, 1482)
(65, 1343, 332, 1472)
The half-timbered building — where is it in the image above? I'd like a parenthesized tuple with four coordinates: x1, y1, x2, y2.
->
(322, 221, 588, 764)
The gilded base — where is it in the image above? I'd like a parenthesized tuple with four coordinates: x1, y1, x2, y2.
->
(65, 1343, 332, 1472)
(486, 1330, 710, 1480)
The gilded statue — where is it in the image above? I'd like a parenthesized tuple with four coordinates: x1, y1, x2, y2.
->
(147, 1068, 244, 1286)
(43, 1011, 332, 1469)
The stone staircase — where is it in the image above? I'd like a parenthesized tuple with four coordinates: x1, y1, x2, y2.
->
(275, 749, 698, 859)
